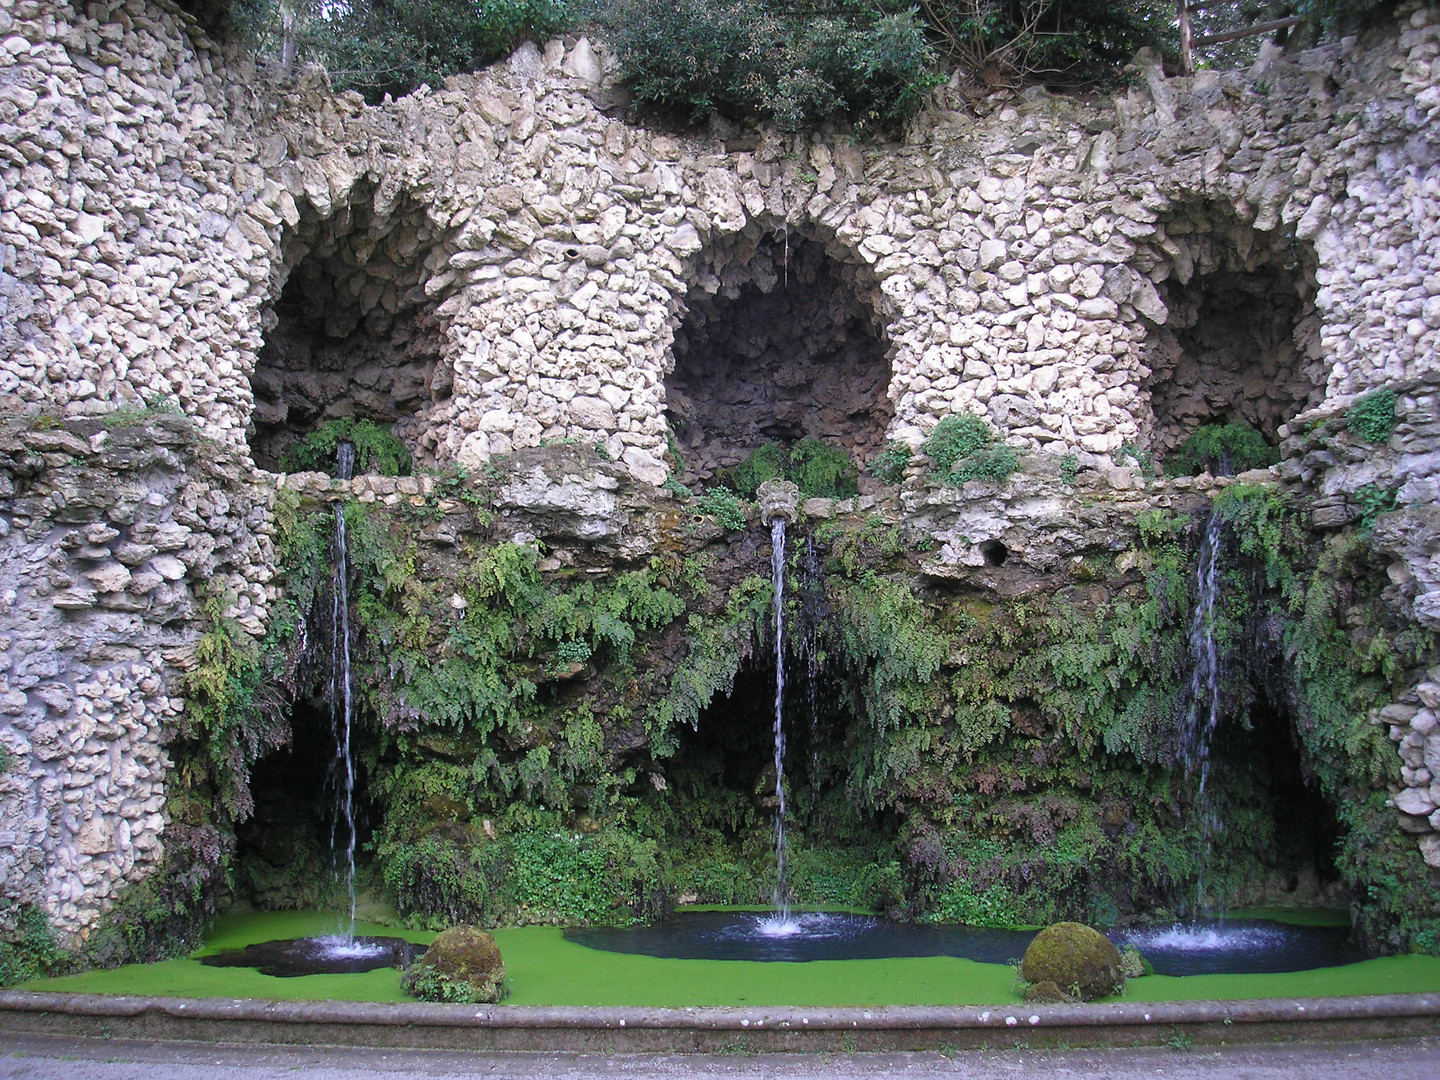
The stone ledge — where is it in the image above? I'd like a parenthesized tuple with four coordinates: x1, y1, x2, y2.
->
(0, 990, 1437, 1053)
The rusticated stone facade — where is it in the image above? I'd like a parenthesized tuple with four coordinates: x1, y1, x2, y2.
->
(2, 0, 1440, 934)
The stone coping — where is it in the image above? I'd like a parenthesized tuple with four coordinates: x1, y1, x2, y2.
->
(1, 990, 1437, 1052)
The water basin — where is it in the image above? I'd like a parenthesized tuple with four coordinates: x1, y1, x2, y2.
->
(199, 935, 421, 978)
(567, 911, 1365, 975)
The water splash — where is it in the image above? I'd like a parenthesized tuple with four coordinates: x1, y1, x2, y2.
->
(1179, 505, 1224, 917)
(765, 515, 791, 930)
(330, 441, 358, 942)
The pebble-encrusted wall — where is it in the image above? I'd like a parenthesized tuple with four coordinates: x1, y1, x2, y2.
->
(2, 0, 1440, 935)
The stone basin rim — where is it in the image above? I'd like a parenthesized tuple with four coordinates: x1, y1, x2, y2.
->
(2, 989, 1438, 1030)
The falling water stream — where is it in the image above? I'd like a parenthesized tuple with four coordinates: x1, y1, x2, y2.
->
(762, 515, 795, 934)
(1180, 505, 1225, 918)
(329, 442, 361, 947)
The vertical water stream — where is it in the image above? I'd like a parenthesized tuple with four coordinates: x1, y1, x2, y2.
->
(769, 515, 792, 928)
(330, 442, 358, 942)
(1180, 506, 1224, 916)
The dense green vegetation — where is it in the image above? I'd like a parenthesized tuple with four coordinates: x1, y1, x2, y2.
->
(42, 437, 1436, 980)
(227, 0, 1400, 122)
(1164, 422, 1279, 477)
(922, 413, 1020, 486)
(723, 439, 860, 501)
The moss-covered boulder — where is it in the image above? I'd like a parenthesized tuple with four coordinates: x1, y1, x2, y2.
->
(401, 926, 506, 1003)
(1020, 922, 1123, 1001)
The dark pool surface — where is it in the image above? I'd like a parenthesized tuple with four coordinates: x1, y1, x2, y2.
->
(199, 935, 421, 977)
(566, 911, 1366, 975)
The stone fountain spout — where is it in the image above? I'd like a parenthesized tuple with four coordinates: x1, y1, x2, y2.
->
(757, 479, 801, 525)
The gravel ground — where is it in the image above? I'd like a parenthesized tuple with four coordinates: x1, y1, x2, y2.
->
(1, 1035, 1438, 1079)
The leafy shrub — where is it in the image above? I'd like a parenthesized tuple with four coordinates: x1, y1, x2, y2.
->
(594, 0, 941, 133)
(1164, 422, 1279, 477)
(1353, 483, 1399, 535)
(1059, 452, 1078, 486)
(868, 441, 913, 484)
(727, 439, 859, 500)
(1347, 388, 1397, 444)
(692, 488, 749, 531)
(0, 904, 75, 986)
(949, 443, 1018, 484)
(927, 878, 1021, 927)
(285, 418, 410, 477)
(922, 414, 1019, 486)
(918, 0, 1175, 89)
(237, 0, 576, 102)
(923, 414, 993, 472)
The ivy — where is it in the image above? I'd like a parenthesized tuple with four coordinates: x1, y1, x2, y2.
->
(1346, 388, 1397, 444)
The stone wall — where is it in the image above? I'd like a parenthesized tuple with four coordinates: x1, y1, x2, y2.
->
(2, 0, 1440, 934)
(0, 413, 271, 935)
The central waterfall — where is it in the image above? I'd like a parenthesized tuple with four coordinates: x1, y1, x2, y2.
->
(330, 442, 359, 943)
(769, 514, 793, 930)
(1180, 506, 1225, 916)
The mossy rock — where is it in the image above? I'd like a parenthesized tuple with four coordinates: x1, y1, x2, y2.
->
(402, 926, 505, 1003)
(1020, 922, 1123, 1001)
(1023, 979, 1079, 1004)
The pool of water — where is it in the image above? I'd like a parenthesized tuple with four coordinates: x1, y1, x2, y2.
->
(566, 911, 1366, 976)
(199, 935, 421, 977)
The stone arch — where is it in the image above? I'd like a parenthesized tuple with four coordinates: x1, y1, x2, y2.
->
(662, 220, 896, 486)
(1137, 203, 1325, 460)
(248, 183, 453, 471)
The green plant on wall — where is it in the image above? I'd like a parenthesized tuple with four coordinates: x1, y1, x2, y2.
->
(923, 414, 1019, 487)
(726, 439, 859, 500)
(1164, 422, 1279, 477)
(1346, 388, 1397, 444)
(284, 418, 411, 477)
(868, 441, 913, 484)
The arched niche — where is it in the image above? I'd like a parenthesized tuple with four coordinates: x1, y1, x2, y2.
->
(1140, 206, 1325, 460)
(248, 184, 451, 471)
(664, 226, 894, 486)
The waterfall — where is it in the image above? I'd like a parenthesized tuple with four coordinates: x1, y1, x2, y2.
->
(1180, 506, 1224, 917)
(769, 515, 792, 927)
(330, 441, 358, 942)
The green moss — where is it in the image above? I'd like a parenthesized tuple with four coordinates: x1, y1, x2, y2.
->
(1346, 388, 1397, 444)
(726, 438, 859, 500)
(402, 926, 506, 1003)
(1020, 922, 1124, 1000)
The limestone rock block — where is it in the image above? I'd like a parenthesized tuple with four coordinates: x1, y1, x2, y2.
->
(1421, 835, 1440, 869)
(570, 396, 617, 430)
(1395, 786, 1436, 816)
(75, 818, 113, 856)
(621, 446, 667, 486)
(83, 562, 131, 593)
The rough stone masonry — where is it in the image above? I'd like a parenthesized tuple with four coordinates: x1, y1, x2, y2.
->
(1, 0, 1439, 935)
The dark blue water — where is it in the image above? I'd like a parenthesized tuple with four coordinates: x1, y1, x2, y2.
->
(565, 911, 1364, 976)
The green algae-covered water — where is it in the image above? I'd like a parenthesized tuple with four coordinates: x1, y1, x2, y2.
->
(24, 908, 1440, 1007)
